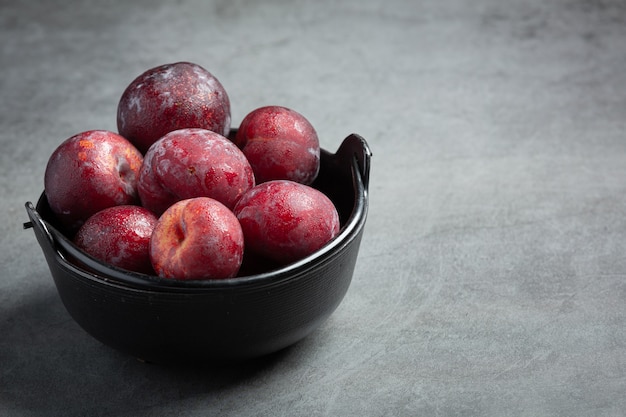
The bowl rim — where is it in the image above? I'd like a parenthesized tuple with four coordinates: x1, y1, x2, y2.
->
(25, 133, 371, 292)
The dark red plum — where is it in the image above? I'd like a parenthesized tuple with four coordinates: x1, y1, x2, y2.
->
(74, 205, 158, 274)
(117, 61, 231, 153)
(234, 106, 320, 185)
(233, 180, 340, 265)
(150, 197, 244, 280)
(44, 130, 143, 234)
(137, 128, 255, 216)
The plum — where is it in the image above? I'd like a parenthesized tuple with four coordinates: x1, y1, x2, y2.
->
(149, 197, 244, 280)
(44, 130, 143, 234)
(74, 205, 158, 274)
(117, 61, 231, 153)
(233, 180, 340, 265)
(233, 106, 320, 185)
(137, 128, 255, 215)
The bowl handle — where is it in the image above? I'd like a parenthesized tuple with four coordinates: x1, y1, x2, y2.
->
(335, 133, 372, 191)
(24, 201, 55, 246)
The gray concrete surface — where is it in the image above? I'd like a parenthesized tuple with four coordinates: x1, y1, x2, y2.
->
(2, 0, 626, 415)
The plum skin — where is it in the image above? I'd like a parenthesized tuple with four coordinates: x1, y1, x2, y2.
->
(44, 130, 143, 234)
(233, 106, 320, 185)
(137, 128, 255, 216)
(117, 61, 231, 154)
(150, 197, 244, 280)
(74, 205, 158, 274)
(233, 180, 340, 265)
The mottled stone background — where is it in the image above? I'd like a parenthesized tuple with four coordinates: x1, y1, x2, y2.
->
(1, 0, 625, 415)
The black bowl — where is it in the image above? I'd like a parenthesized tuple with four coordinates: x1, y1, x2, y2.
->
(24, 133, 371, 364)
